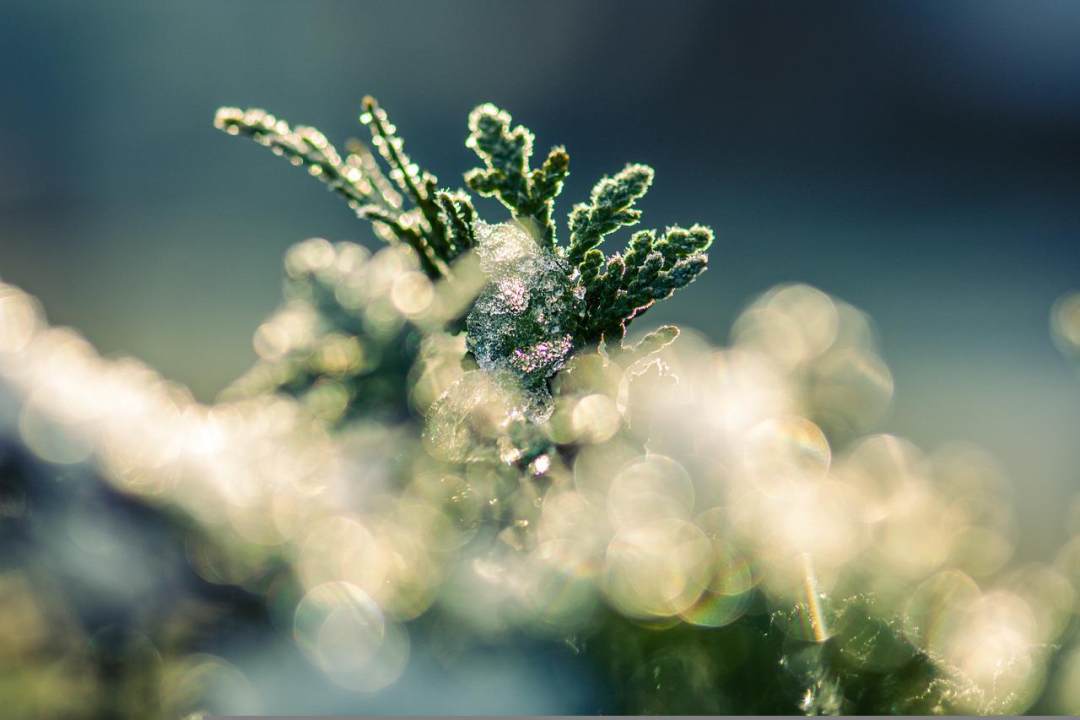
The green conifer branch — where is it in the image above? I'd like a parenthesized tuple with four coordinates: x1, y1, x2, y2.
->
(359, 97, 456, 275)
(215, 104, 461, 279)
(215, 107, 391, 218)
(343, 138, 404, 210)
(576, 224, 712, 345)
(464, 104, 569, 248)
(528, 146, 570, 244)
(566, 164, 653, 267)
(434, 190, 477, 260)
(216, 99, 712, 352)
(359, 97, 441, 228)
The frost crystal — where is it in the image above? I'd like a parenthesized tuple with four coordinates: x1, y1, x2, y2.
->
(465, 221, 584, 392)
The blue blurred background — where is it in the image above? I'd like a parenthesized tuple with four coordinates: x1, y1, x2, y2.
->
(2, 0, 1079, 562)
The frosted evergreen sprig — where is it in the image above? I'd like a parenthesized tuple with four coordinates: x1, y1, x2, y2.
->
(360, 96, 468, 270)
(460, 108, 712, 349)
(566, 163, 653, 266)
(433, 189, 478, 260)
(215, 103, 475, 279)
(577, 224, 712, 344)
(464, 104, 570, 249)
(214, 108, 414, 251)
(216, 97, 713, 358)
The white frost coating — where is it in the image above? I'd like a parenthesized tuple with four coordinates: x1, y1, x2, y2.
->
(473, 221, 538, 273)
(464, 221, 584, 396)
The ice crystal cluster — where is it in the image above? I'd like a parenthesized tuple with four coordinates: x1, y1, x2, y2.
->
(466, 220, 581, 398)
(0, 99, 1079, 718)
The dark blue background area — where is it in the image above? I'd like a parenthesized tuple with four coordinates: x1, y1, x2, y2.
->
(2, 0, 1079, 557)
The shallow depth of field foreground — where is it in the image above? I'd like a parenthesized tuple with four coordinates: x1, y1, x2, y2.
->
(2, 2, 1080, 717)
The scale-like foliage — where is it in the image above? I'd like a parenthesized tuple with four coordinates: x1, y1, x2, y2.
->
(215, 100, 478, 279)
(433, 189, 478, 261)
(566, 164, 653, 266)
(464, 104, 570, 249)
(217, 97, 713, 365)
(578, 224, 712, 345)
(562, 165, 711, 346)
